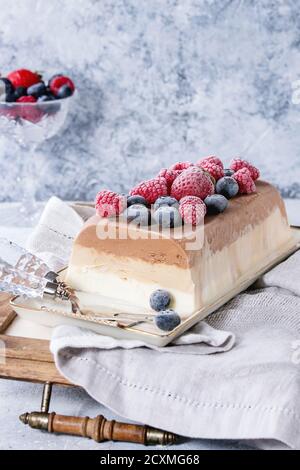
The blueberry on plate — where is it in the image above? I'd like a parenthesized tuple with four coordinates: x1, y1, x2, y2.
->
(216, 177, 239, 199)
(154, 206, 182, 228)
(122, 204, 150, 226)
(155, 309, 181, 332)
(127, 195, 149, 207)
(154, 196, 179, 211)
(150, 289, 172, 312)
(27, 82, 47, 98)
(204, 194, 228, 215)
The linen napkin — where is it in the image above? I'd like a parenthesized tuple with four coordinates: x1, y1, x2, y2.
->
(27, 197, 235, 354)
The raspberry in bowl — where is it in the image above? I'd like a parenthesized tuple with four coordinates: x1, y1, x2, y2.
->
(0, 68, 76, 226)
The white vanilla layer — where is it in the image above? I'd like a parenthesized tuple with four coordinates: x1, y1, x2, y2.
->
(66, 207, 294, 317)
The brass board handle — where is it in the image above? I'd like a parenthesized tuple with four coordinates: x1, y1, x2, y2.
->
(19, 382, 177, 446)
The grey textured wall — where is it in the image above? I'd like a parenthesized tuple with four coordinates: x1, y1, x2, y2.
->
(0, 0, 300, 202)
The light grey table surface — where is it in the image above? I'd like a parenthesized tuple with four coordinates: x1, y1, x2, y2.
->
(1, 200, 299, 451)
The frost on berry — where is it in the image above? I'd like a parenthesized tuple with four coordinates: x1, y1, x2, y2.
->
(158, 168, 180, 192)
(169, 161, 194, 171)
(179, 196, 207, 226)
(197, 156, 224, 169)
(130, 177, 168, 204)
(233, 168, 256, 194)
(95, 190, 126, 217)
(230, 158, 260, 181)
(170, 166, 214, 200)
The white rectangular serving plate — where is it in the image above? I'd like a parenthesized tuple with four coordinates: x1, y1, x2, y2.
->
(10, 229, 300, 347)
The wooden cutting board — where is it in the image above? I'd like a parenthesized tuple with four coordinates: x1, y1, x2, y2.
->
(0, 293, 71, 386)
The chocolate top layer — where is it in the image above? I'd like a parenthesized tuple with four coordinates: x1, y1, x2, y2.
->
(74, 181, 288, 269)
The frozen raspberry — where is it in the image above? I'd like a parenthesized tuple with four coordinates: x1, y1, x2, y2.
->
(7, 69, 41, 89)
(158, 168, 181, 192)
(95, 190, 127, 217)
(179, 196, 207, 226)
(198, 160, 224, 181)
(130, 177, 168, 204)
(233, 168, 256, 194)
(170, 166, 214, 201)
(169, 161, 194, 171)
(230, 158, 260, 181)
(197, 156, 224, 169)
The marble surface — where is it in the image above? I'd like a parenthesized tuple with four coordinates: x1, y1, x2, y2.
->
(0, 0, 300, 203)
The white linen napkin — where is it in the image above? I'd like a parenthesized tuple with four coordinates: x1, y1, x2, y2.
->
(27, 196, 235, 354)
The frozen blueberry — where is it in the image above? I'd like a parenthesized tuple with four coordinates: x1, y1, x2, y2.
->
(127, 195, 149, 207)
(224, 168, 234, 177)
(155, 309, 181, 332)
(204, 194, 228, 215)
(122, 204, 150, 226)
(154, 196, 179, 211)
(150, 289, 172, 312)
(27, 82, 47, 98)
(216, 177, 239, 199)
(154, 206, 182, 228)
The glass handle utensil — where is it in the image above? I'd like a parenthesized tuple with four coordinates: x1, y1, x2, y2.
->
(0, 258, 71, 302)
(0, 237, 58, 281)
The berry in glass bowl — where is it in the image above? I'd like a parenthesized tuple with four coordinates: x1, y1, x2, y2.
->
(0, 68, 76, 226)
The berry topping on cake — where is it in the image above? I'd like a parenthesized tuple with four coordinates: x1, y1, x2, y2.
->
(154, 196, 179, 211)
(154, 206, 182, 228)
(215, 176, 239, 199)
(127, 195, 149, 207)
(157, 168, 181, 192)
(95, 190, 127, 217)
(224, 168, 234, 177)
(49, 75, 75, 97)
(130, 177, 168, 204)
(233, 168, 256, 194)
(197, 155, 224, 169)
(230, 158, 260, 181)
(155, 309, 181, 331)
(169, 161, 194, 171)
(204, 194, 228, 215)
(7, 69, 41, 89)
(122, 204, 150, 226)
(171, 166, 214, 201)
(197, 160, 224, 181)
(179, 195, 207, 226)
(150, 289, 172, 312)
(27, 82, 47, 98)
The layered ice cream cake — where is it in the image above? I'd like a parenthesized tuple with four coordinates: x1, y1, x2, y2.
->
(66, 157, 295, 325)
